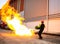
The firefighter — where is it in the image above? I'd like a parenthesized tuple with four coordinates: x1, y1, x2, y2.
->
(38, 21, 45, 39)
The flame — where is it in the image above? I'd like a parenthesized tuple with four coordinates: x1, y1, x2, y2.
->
(0, 0, 34, 36)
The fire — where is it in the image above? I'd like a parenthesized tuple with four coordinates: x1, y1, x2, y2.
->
(0, 0, 34, 36)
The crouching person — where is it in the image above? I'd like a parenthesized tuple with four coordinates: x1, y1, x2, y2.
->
(38, 21, 45, 39)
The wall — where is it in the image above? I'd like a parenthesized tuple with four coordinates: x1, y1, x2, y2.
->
(49, 0, 60, 14)
(25, 20, 48, 33)
(48, 0, 60, 34)
(24, 0, 48, 33)
(48, 18, 60, 34)
(24, 0, 60, 35)
(24, 0, 48, 20)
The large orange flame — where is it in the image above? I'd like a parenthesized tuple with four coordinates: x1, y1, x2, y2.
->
(0, 0, 34, 36)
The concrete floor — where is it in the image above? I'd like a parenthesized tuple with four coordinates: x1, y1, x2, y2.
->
(0, 29, 60, 44)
